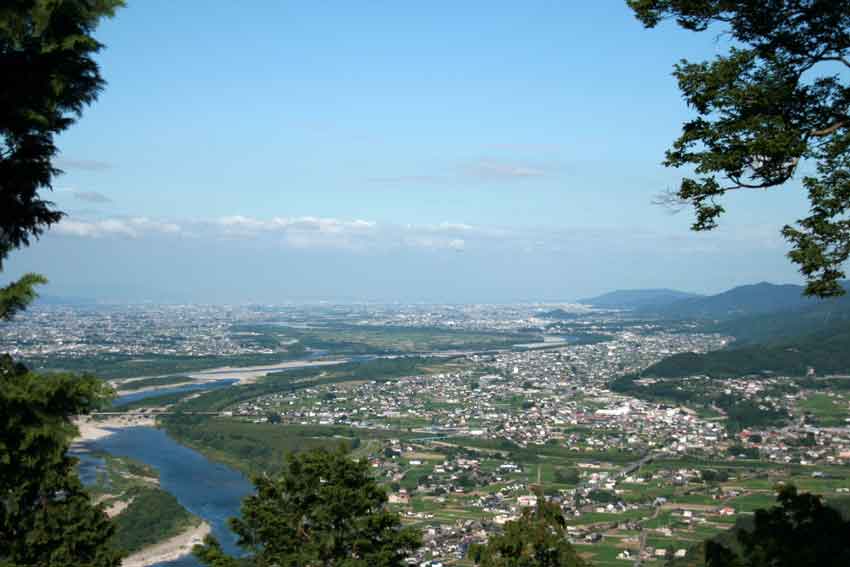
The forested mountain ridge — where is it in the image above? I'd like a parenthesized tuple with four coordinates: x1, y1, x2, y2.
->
(636, 319, 850, 378)
(579, 282, 849, 322)
(642, 282, 826, 320)
(623, 281, 850, 380)
(578, 288, 701, 309)
(707, 294, 850, 344)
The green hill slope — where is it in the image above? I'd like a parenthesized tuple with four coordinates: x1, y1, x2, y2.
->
(645, 282, 824, 320)
(708, 294, 850, 344)
(640, 321, 850, 378)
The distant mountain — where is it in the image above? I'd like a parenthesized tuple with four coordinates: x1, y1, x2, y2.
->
(645, 282, 825, 320)
(606, 280, 850, 381)
(578, 289, 701, 310)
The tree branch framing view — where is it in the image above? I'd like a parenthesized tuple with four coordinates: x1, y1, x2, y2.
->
(3, 2, 850, 567)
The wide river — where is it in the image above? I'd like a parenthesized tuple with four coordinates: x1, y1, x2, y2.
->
(77, 427, 252, 567)
(112, 379, 238, 407)
(76, 357, 369, 567)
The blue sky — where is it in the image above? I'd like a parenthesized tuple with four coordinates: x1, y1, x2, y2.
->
(8, 1, 816, 303)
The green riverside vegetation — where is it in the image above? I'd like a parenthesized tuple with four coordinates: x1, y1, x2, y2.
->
(86, 454, 200, 555)
(115, 375, 194, 391)
(113, 487, 199, 554)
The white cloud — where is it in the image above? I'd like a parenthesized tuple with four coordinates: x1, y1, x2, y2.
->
(217, 215, 268, 230)
(54, 217, 180, 238)
(430, 222, 475, 232)
(208, 216, 478, 251)
(54, 186, 113, 204)
(74, 191, 112, 204)
(49, 213, 788, 260)
(462, 160, 548, 180)
(53, 214, 383, 250)
(214, 216, 377, 241)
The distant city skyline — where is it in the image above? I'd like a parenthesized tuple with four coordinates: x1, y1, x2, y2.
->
(7, 1, 814, 303)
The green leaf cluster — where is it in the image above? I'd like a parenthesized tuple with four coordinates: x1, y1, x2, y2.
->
(628, 0, 850, 296)
(703, 485, 850, 567)
(194, 447, 421, 567)
(0, 355, 121, 567)
(0, 273, 46, 321)
(469, 492, 586, 567)
(1, 3, 124, 564)
(1, 0, 123, 264)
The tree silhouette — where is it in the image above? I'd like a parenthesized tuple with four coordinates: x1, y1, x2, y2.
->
(469, 491, 586, 567)
(1, 2, 124, 565)
(629, 1, 850, 296)
(0, 354, 121, 567)
(1, 0, 122, 263)
(194, 447, 421, 567)
(705, 485, 850, 567)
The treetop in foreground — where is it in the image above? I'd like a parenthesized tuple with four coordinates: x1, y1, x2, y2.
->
(628, 0, 850, 297)
(194, 446, 421, 567)
(0, 355, 121, 567)
(469, 491, 586, 567)
(704, 485, 850, 567)
(1, 1, 125, 565)
(0, 0, 123, 267)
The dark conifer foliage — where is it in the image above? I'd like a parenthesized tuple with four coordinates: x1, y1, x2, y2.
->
(0, 0, 122, 266)
(0, 354, 121, 567)
(1, 2, 124, 565)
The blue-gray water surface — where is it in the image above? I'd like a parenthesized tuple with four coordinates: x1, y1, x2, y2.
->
(112, 379, 238, 407)
(77, 427, 252, 567)
(77, 356, 390, 565)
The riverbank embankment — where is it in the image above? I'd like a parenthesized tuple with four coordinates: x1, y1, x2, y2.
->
(121, 521, 210, 567)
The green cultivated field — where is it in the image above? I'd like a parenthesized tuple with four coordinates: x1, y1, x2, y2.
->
(117, 345, 850, 567)
(799, 392, 850, 426)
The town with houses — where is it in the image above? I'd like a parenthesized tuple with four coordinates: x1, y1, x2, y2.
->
(5, 303, 850, 566)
